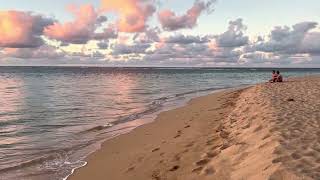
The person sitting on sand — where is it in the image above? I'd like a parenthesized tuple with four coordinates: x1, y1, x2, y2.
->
(269, 70, 278, 82)
(276, 71, 283, 82)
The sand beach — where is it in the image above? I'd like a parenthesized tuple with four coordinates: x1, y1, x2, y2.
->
(70, 76, 320, 180)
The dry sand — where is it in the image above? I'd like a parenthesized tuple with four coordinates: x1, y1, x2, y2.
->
(69, 76, 320, 180)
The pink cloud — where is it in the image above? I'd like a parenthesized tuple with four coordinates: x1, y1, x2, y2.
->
(0, 11, 53, 48)
(100, 0, 156, 32)
(158, 0, 216, 31)
(44, 4, 107, 44)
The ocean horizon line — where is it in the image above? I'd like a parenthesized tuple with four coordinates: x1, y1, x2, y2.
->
(1, 66, 320, 69)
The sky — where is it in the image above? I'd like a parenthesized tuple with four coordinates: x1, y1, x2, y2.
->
(0, 0, 320, 67)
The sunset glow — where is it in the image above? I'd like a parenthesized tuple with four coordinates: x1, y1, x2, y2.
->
(0, 0, 319, 67)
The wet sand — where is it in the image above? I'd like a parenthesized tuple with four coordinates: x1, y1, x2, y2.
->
(70, 76, 320, 180)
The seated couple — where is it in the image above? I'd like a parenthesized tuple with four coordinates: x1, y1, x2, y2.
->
(269, 70, 283, 83)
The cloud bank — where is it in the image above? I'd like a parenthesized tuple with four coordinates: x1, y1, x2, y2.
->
(0, 1, 320, 67)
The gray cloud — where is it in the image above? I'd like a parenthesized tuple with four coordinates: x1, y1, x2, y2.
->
(93, 26, 118, 41)
(97, 40, 109, 49)
(0, 45, 65, 59)
(133, 27, 161, 43)
(216, 18, 249, 48)
(299, 32, 320, 55)
(143, 37, 243, 66)
(111, 43, 151, 55)
(253, 21, 318, 54)
(166, 34, 209, 44)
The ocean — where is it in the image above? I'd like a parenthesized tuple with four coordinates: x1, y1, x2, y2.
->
(0, 67, 319, 180)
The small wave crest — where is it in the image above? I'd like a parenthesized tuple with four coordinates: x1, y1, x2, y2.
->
(62, 161, 87, 180)
(0, 152, 72, 173)
(113, 86, 224, 125)
(81, 123, 113, 133)
(0, 142, 93, 174)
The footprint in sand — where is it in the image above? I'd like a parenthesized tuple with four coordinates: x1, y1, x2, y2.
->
(151, 170, 161, 180)
(262, 133, 271, 140)
(182, 149, 189, 153)
(219, 130, 229, 139)
(195, 159, 210, 166)
(242, 123, 251, 129)
(137, 156, 144, 162)
(204, 151, 220, 158)
(206, 139, 216, 145)
(173, 154, 181, 161)
(125, 166, 135, 172)
(220, 142, 231, 150)
(174, 134, 181, 138)
(152, 148, 160, 152)
(185, 142, 194, 148)
(174, 130, 182, 138)
(169, 165, 180, 171)
(254, 125, 263, 132)
(209, 144, 223, 151)
(207, 151, 221, 158)
(202, 166, 215, 175)
(192, 166, 203, 173)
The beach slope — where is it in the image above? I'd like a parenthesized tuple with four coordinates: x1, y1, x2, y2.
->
(70, 76, 320, 180)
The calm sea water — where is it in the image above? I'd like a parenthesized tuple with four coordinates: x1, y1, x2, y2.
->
(0, 67, 319, 180)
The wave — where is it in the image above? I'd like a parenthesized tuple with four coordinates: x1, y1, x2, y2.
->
(62, 161, 87, 180)
(0, 153, 64, 173)
(174, 87, 229, 97)
(78, 86, 228, 135)
(81, 123, 113, 133)
(0, 142, 93, 174)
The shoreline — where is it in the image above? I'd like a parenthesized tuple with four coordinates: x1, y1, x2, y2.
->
(69, 76, 320, 180)
(69, 86, 245, 180)
(65, 86, 242, 180)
